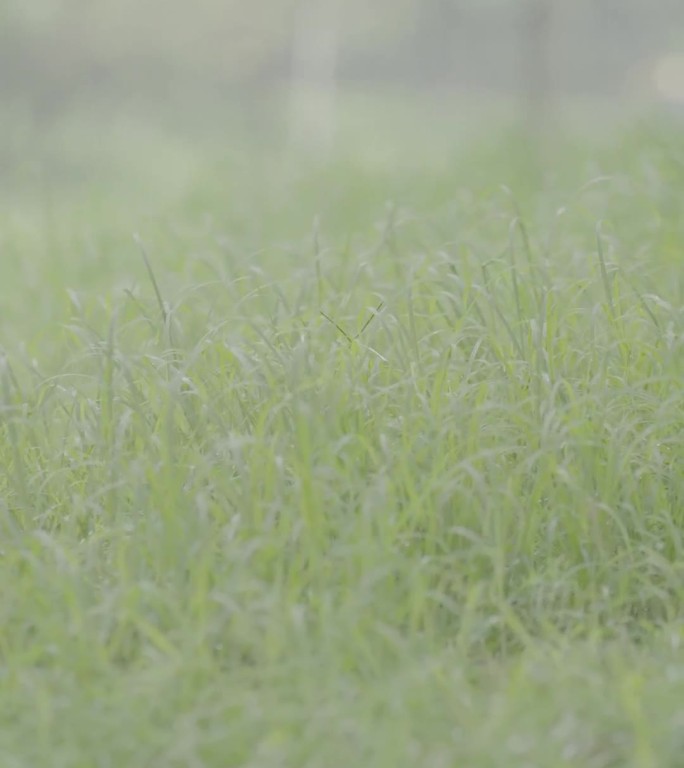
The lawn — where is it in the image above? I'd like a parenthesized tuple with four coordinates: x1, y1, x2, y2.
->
(1, 97, 683, 767)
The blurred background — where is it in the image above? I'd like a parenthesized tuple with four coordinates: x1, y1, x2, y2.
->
(0, 0, 683, 358)
(1, 0, 684, 294)
(2, 0, 683, 138)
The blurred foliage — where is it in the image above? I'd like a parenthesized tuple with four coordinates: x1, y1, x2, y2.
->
(2, 1, 292, 94)
(0, 0, 415, 79)
(0, 0, 682, 119)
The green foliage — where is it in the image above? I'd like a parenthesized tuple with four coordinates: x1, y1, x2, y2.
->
(1, 100, 684, 766)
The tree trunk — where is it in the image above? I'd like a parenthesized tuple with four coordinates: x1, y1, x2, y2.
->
(522, 0, 553, 138)
(289, 0, 341, 160)
(520, 0, 554, 185)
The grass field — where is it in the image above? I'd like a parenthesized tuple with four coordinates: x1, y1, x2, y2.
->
(1, 98, 684, 767)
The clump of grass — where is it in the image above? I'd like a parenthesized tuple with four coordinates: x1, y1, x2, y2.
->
(1, 114, 684, 767)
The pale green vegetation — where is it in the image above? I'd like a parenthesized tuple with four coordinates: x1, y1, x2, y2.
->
(1, 100, 684, 766)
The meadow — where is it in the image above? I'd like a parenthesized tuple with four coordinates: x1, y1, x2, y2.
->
(1, 96, 683, 767)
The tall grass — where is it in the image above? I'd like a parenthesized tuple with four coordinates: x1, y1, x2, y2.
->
(1, 106, 684, 766)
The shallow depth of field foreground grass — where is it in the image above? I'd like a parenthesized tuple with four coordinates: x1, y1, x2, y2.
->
(1, 108, 684, 766)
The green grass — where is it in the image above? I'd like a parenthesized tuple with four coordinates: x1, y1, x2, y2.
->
(1, 100, 684, 767)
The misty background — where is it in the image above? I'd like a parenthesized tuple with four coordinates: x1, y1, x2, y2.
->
(1, 0, 684, 242)
(2, 1, 683, 136)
